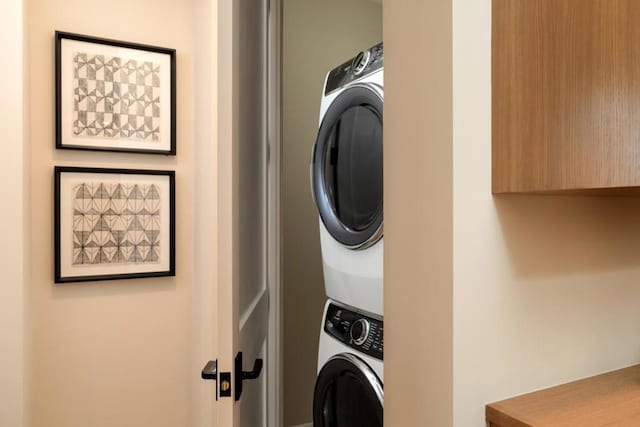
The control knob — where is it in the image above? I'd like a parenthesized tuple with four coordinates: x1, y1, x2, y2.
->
(350, 318, 370, 346)
(351, 50, 371, 76)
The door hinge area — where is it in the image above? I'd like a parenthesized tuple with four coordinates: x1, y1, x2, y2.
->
(267, 139, 271, 164)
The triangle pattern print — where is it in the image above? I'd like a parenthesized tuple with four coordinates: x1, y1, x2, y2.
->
(73, 52, 161, 142)
(72, 182, 161, 265)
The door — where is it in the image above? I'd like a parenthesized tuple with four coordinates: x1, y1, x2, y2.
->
(313, 354, 384, 427)
(210, 0, 270, 425)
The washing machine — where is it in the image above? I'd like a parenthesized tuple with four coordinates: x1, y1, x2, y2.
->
(311, 42, 384, 316)
(314, 299, 384, 426)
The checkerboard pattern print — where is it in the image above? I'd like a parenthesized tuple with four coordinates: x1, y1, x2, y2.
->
(72, 182, 161, 265)
(73, 52, 161, 141)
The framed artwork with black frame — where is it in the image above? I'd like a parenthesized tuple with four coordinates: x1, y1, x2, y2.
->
(55, 31, 176, 154)
(55, 166, 175, 283)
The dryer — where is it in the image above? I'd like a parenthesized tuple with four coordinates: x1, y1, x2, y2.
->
(311, 42, 383, 316)
(314, 299, 383, 426)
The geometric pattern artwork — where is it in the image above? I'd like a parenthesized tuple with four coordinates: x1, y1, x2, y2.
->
(72, 182, 161, 265)
(73, 52, 161, 141)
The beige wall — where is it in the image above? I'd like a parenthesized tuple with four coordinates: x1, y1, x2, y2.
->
(26, 1, 204, 426)
(384, 0, 454, 426)
(282, 1, 382, 425)
(0, 0, 26, 426)
(452, 0, 640, 425)
(386, 1, 640, 426)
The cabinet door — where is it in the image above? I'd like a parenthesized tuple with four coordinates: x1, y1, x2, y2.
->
(493, 0, 640, 194)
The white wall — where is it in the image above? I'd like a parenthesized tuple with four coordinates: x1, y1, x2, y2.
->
(282, 1, 382, 425)
(452, 1, 640, 425)
(0, 0, 26, 426)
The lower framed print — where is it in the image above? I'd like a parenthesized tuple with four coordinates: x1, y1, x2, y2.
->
(54, 166, 175, 283)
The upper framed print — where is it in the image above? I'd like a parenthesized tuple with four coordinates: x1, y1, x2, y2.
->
(54, 166, 175, 283)
(55, 31, 176, 155)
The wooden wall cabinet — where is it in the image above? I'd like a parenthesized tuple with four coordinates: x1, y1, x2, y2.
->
(493, 0, 640, 194)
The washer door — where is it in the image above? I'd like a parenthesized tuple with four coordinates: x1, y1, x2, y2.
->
(313, 353, 383, 427)
(312, 84, 383, 250)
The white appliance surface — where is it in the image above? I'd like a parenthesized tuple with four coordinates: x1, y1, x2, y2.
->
(315, 65, 384, 316)
(317, 299, 383, 381)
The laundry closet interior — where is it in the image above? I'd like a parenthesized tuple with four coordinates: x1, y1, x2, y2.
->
(280, 1, 383, 426)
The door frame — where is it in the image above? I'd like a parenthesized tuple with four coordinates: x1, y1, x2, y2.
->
(266, 0, 283, 426)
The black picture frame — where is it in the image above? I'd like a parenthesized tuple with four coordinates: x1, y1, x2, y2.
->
(55, 31, 177, 156)
(54, 166, 176, 283)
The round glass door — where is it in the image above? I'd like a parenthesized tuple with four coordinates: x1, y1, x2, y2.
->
(313, 354, 383, 427)
(312, 85, 383, 249)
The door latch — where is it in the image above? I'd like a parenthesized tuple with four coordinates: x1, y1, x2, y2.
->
(203, 354, 262, 401)
(201, 360, 233, 399)
(219, 371, 232, 398)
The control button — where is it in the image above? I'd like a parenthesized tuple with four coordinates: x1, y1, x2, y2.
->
(352, 50, 371, 76)
(350, 319, 370, 346)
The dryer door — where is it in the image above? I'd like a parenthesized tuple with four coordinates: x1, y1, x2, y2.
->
(312, 84, 383, 250)
(313, 353, 383, 427)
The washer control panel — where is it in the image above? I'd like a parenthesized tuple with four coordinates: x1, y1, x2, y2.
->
(324, 302, 383, 361)
(324, 42, 383, 95)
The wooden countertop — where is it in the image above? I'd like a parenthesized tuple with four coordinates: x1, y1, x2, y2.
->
(486, 364, 640, 426)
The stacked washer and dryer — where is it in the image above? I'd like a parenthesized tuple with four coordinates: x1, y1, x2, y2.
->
(311, 42, 384, 427)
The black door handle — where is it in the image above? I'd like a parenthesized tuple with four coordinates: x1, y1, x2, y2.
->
(242, 358, 263, 380)
(235, 352, 263, 401)
(201, 360, 218, 380)
(201, 360, 220, 400)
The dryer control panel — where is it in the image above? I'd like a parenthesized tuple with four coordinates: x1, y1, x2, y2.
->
(324, 42, 383, 95)
(324, 303, 383, 361)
